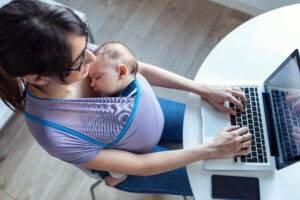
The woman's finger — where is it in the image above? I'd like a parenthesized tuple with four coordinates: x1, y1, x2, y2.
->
(222, 125, 240, 132)
(239, 132, 252, 142)
(216, 104, 236, 115)
(226, 95, 244, 112)
(239, 144, 251, 155)
(236, 133, 251, 143)
(241, 141, 251, 148)
(232, 127, 249, 137)
(231, 89, 247, 105)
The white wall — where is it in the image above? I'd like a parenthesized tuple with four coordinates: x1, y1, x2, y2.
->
(210, 0, 300, 16)
(0, 0, 14, 129)
(0, 101, 13, 130)
(0, 0, 10, 8)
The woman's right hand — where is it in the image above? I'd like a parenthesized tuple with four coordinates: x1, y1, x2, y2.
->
(207, 126, 252, 159)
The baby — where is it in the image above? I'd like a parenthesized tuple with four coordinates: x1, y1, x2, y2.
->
(89, 42, 138, 97)
(89, 42, 139, 186)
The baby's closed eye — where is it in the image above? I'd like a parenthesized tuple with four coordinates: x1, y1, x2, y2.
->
(95, 75, 101, 80)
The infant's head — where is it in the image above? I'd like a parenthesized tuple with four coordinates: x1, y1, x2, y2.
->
(89, 42, 138, 97)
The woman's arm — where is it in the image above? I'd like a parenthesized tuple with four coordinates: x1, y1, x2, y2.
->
(82, 144, 211, 176)
(138, 61, 246, 115)
(138, 62, 206, 96)
(81, 126, 251, 176)
(138, 61, 207, 97)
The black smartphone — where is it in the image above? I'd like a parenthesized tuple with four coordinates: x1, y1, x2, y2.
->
(211, 175, 260, 200)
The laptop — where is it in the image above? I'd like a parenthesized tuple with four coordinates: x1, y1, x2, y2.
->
(202, 49, 300, 171)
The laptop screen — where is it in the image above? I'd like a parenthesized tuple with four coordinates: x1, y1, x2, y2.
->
(265, 49, 300, 168)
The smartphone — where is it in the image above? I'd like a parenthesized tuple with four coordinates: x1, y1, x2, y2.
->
(211, 175, 260, 200)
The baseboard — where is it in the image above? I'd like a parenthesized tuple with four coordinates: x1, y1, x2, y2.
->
(210, 0, 300, 16)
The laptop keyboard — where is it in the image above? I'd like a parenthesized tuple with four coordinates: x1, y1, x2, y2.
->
(229, 86, 268, 164)
(271, 90, 299, 162)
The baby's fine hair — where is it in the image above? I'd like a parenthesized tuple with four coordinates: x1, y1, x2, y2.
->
(95, 42, 138, 76)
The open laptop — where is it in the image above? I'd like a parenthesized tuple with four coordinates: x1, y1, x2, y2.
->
(202, 49, 300, 171)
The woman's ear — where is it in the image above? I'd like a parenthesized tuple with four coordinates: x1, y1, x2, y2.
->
(118, 64, 128, 77)
(24, 74, 49, 85)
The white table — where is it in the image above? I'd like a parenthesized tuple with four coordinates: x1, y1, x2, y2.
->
(183, 4, 300, 200)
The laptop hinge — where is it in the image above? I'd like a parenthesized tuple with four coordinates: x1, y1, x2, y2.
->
(262, 92, 279, 156)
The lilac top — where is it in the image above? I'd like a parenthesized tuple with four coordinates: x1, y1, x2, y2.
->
(24, 74, 164, 165)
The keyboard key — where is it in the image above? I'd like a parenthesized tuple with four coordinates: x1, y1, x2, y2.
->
(234, 156, 237, 162)
(241, 156, 246, 162)
(258, 149, 262, 154)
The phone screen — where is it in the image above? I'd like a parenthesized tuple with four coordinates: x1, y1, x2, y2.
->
(211, 175, 260, 200)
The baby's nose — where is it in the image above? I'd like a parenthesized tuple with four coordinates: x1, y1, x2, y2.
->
(90, 80, 96, 87)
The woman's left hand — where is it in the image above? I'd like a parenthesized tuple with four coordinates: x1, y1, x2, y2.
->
(200, 85, 246, 115)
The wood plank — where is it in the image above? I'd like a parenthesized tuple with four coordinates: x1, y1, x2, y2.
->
(0, 191, 16, 200)
(124, 0, 171, 38)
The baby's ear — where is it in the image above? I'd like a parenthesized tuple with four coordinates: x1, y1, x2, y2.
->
(118, 64, 128, 76)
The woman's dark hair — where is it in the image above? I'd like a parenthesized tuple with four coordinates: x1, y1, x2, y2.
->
(0, 0, 88, 112)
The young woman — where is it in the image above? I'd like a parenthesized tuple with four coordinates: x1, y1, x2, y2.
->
(0, 0, 251, 196)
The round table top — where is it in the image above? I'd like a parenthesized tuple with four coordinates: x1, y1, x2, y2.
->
(183, 4, 300, 200)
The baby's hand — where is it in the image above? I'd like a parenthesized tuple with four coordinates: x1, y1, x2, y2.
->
(104, 175, 127, 187)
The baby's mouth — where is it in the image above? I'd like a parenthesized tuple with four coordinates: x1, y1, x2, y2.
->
(94, 90, 102, 96)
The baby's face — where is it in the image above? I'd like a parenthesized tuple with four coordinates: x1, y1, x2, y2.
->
(89, 56, 122, 97)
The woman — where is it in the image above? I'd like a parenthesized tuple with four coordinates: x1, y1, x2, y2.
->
(0, 0, 251, 196)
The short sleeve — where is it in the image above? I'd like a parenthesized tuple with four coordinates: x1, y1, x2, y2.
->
(26, 119, 101, 165)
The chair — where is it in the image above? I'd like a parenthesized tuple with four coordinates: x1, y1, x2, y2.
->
(81, 168, 104, 200)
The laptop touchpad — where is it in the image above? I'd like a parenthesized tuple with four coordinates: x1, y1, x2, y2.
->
(201, 100, 230, 142)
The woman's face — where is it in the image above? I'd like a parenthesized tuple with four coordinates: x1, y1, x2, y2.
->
(62, 33, 96, 84)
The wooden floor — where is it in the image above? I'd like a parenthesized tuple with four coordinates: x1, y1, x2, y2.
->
(0, 0, 251, 199)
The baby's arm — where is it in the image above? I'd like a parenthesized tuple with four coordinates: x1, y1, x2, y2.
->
(104, 172, 127, 187)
